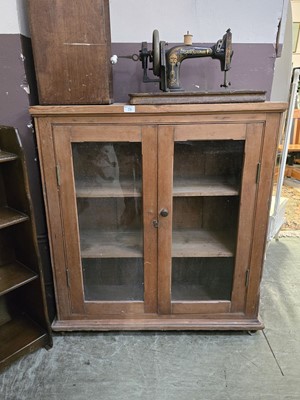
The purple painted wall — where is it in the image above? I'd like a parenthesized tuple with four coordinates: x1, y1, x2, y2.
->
(0, 34, 55, 319)
(0, 35, 41, 223)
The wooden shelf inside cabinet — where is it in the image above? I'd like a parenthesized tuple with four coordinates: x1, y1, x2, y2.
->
(173, 176, 239, 197)
(80, 229, 235, 259)
(80, 230, 143, 258)
(172, 229, 235, 257)
(0, 315, 49, 367)
(0, 151, 18, 163)
(0, 207, 29, 229)
(75, 179, 142, 198)
(0, 263, 38, 295)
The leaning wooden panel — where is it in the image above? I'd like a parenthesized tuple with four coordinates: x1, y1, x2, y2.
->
(27, 0, 113, 104)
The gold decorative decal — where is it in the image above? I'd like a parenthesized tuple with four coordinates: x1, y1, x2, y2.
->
(169, 54, 178, 64)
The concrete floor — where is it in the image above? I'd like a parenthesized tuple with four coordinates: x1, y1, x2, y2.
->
(1, 237, 300, 400)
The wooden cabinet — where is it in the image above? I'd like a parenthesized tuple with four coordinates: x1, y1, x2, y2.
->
(30, 103, 286, 331)
(0, 126, 51, 371)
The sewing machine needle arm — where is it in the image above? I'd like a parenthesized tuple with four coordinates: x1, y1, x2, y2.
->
(220, 70, 231, 88)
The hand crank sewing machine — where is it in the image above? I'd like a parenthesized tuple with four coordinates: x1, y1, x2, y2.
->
(111, 28, 233, 92)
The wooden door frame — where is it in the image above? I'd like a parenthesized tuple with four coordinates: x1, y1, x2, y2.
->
(157, 126, 174, 314)
(230, 123, 265, 313)
(157, 122, 263, 316)
(52, 124, 158, 318)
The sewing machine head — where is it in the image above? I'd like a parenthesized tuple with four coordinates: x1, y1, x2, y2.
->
(142, 28, 233, 92)
(110, 29, 233, 93)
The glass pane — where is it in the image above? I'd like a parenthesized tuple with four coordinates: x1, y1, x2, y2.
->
(172, 258, 234, 301)
(72, 142, 144, 301)
(172, 140, 244, 302)
(83, 259, 144, 301)
(173, 140, 244, 190)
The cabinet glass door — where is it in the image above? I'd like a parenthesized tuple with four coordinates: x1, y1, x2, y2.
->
(53, 125, 157, 316)
(72, 141, 143, 301)
(158, 124, 263, 315)
(172, 140, 242, 302)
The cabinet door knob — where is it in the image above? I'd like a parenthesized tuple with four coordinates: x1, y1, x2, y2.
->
(160, 208, 169, 217)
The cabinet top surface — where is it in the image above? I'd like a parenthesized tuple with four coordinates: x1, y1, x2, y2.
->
(29, 102, 287, 117)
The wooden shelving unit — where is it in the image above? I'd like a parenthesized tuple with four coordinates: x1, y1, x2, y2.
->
(0, 151, 18, 163)
(0, 207, 29, 228)
(0, 126, 51, 371)
(0, 316, 48, 366)
(0, 263, 37, 295)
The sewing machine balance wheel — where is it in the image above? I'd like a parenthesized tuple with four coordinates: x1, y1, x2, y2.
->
(152, 29, 161, 76)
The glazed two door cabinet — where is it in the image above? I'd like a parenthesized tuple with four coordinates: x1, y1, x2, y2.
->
(30, 103, 286, 331)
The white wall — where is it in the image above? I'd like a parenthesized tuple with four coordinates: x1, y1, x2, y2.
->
(291, 0, 300, 66)
(0, 0, 19, 33)
(2, 0, 286, 45)
(0, 0, 29, 36)
(16, 0, 30, 37)
(110, 0, 285, 43)
(270, 1, 293, 101)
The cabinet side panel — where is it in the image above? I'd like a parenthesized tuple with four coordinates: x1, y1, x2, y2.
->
(34, 119, 71, 319)
(245, 113, 283, 317)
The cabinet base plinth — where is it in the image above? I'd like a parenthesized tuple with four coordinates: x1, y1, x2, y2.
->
(52, 318, 264, 332)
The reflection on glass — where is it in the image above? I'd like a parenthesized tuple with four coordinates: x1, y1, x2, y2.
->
(172, 140, 244, 302)
(72, 142, 144, 301)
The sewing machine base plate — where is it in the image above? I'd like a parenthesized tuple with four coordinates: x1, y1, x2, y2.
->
(129, 90, 266, 105)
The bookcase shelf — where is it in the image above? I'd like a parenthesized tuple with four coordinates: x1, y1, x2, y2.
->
(0, 126, 51, 371)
